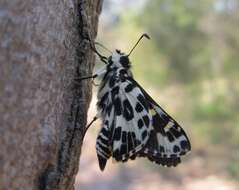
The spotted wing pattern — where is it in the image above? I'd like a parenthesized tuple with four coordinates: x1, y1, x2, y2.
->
(129, 78, 191, 167)
(96, 69, 191, 171)
(96, 69, 153, 170)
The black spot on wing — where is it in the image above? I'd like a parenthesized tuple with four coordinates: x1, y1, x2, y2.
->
(135, 102, 143, 112)
(114, 127, 121, 141)
(173, 145, 180, 153)
(137, 94, 148, 112)
(114, 97, 122, 116)
(166, 131, 175, 142)
(170, 125, 182, 138)
(180, 140, 190, 150)
(125, 83, 135, 93)
(137, 119, 144, 129)
(142, 115, 150, 127)
(141, 130, 148, 140)
(152, 113, 169, 132)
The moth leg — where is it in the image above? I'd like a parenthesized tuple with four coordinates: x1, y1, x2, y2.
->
(92, 48, 108, 64)
(73, 76, 99, 86)
(75, 66, 107, 82)
(86, 37, 108, 64)
(72, 74, 97, 86)
(75, 74, 98, 81)
(82, 116, 98, 139)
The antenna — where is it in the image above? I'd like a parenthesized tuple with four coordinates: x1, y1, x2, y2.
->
(127, 33, 150, 56)
(95, 42, 112, 54)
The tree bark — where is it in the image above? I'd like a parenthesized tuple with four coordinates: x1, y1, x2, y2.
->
(0, 0, 103, 190)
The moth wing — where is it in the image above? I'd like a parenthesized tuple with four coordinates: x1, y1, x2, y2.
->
(96, 74, 191, 170)
(129, 78, 191, 167)
(96, 113, 113, 171)
(96, 75, 154, 170)
(140, 107, 191, 167)
(111, 82, 153, 162)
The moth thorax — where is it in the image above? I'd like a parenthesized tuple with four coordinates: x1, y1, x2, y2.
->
(110, 50, 130, 69)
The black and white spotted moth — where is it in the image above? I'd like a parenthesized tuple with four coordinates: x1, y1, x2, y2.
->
(81, 34, 191, 171)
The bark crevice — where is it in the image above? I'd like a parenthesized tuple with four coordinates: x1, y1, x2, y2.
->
(40, 1, 102, 190)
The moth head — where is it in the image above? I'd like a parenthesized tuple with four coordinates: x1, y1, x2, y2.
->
(94, 33, 150, 67)
(108, 49, 131, 69)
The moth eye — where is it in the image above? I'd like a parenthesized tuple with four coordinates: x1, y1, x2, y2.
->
(119, 56, 129, 67)
(116, 49, 121, 54)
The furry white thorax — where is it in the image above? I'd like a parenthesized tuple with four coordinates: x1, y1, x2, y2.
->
(111, 50, 123, 68)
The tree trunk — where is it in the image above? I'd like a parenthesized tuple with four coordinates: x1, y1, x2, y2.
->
(0, 0, 103, 190)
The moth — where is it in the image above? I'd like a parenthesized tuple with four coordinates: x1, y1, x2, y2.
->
(81, 34, 191, 171)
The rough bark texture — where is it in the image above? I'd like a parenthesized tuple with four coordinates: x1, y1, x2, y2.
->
(0, 0, 103, 190)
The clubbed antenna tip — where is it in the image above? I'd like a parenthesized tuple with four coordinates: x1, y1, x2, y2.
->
(143, 33, 151, 39)
(127, 33, 151, 56)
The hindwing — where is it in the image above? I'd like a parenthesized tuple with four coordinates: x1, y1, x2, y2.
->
(129, 78, 191, 167)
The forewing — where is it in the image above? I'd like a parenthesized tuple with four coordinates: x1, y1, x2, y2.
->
(96, 73, 153, 170)
(111, 81, 153, 162)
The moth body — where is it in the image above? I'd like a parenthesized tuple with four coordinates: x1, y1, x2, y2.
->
(93, 49, 191, 171)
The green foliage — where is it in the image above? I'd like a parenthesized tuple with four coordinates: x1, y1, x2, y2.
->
(227, 161, 239, 179)
(139, 0, 213, 82)
(193, 95, 231, 121)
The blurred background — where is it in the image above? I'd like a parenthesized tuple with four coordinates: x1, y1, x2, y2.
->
(75, 0, 239, 189)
